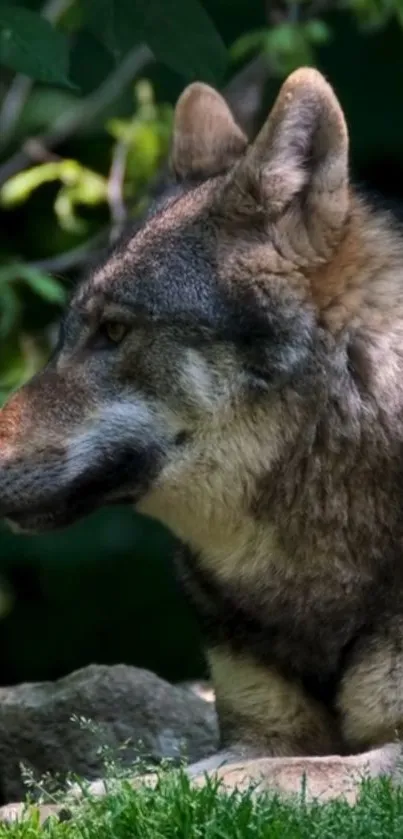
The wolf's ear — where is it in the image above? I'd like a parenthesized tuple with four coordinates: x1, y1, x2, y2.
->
(171, 83, 248, 181)
(225, 68, 349, 236)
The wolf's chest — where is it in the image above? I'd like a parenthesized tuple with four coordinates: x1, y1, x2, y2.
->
(176, 543, 376, 705)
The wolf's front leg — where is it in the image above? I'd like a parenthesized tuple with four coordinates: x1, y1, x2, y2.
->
(183, 645, 403, 803)
(207, 646, 343, 757)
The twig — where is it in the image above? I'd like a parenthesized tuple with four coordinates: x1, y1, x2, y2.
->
(0, 44, 153, 186)
(0, 77, 33, 152)
(42, 0, 76, 24)
(27, 228, 109, 274)
(0, 0, 76, 152)
(224, 54, 272, 137)
(42, 44, 153, 144)
(302, 0, 337, 17)
(22, 139, 61, 163)
(107, 139, 129, 243)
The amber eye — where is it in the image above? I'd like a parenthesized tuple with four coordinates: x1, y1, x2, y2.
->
(102, 321, 128, 344)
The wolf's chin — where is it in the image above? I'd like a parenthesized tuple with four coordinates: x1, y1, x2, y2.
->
(5, 510, 72, 534)
(4, 494, 136, 534)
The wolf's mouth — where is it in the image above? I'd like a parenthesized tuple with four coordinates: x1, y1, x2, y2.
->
(6, 509, 72, 534)
(5, 494, 135, 534)
(5, 498, 101, 533)
(1, 443, 163, 533)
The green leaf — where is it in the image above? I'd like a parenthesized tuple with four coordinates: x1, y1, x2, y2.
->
(85, 0, 227, 83)
(304, 19, 331, 45)
(0, 336, 26, 390)
(17, 266, 67, 305)
(0, 5, 71, 84)
(141, 0, 227, 83)
(265, 23, 317, 75)
(0, 282, 20, 338)
(84, 0, 121, 59)
(230, 28, 268, 62)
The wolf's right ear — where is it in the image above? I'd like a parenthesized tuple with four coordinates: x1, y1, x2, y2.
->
(171, 83, 248, 181)
(221, 68, 349, 246)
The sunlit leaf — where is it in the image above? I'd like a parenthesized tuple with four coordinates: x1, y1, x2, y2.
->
(1, 160, 107, 233)
(0, 163, 64, 207)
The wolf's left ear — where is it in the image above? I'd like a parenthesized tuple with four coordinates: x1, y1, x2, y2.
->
(171, 83, 248, 181)
(226, 67, 349, 237)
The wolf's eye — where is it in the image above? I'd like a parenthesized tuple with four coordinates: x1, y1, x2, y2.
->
(101, 322, 128, 345)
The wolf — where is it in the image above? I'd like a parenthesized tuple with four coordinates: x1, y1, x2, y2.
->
(0, 66, 403, 805)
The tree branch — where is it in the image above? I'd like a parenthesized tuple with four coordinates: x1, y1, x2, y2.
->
(0, 44, 153, 186)
(0, 0, 76, 152)
(107, 140, 129, 244)
(28, 228, 109, 274)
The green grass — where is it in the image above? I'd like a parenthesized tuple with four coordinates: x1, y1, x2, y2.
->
(2, 769, 403, 838)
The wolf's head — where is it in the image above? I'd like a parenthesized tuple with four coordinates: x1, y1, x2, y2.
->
(0, 68, 354, 539)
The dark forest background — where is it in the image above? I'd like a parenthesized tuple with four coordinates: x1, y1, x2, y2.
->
(0, 0, 401, 686)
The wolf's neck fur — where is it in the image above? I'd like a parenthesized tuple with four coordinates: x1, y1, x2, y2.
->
(312, 195, 403, 337)
(140, 194, 403, 585)
(137, 389, 351, 585)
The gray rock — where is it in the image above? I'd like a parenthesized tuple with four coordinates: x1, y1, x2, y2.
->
(0, 663, 218, 804)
